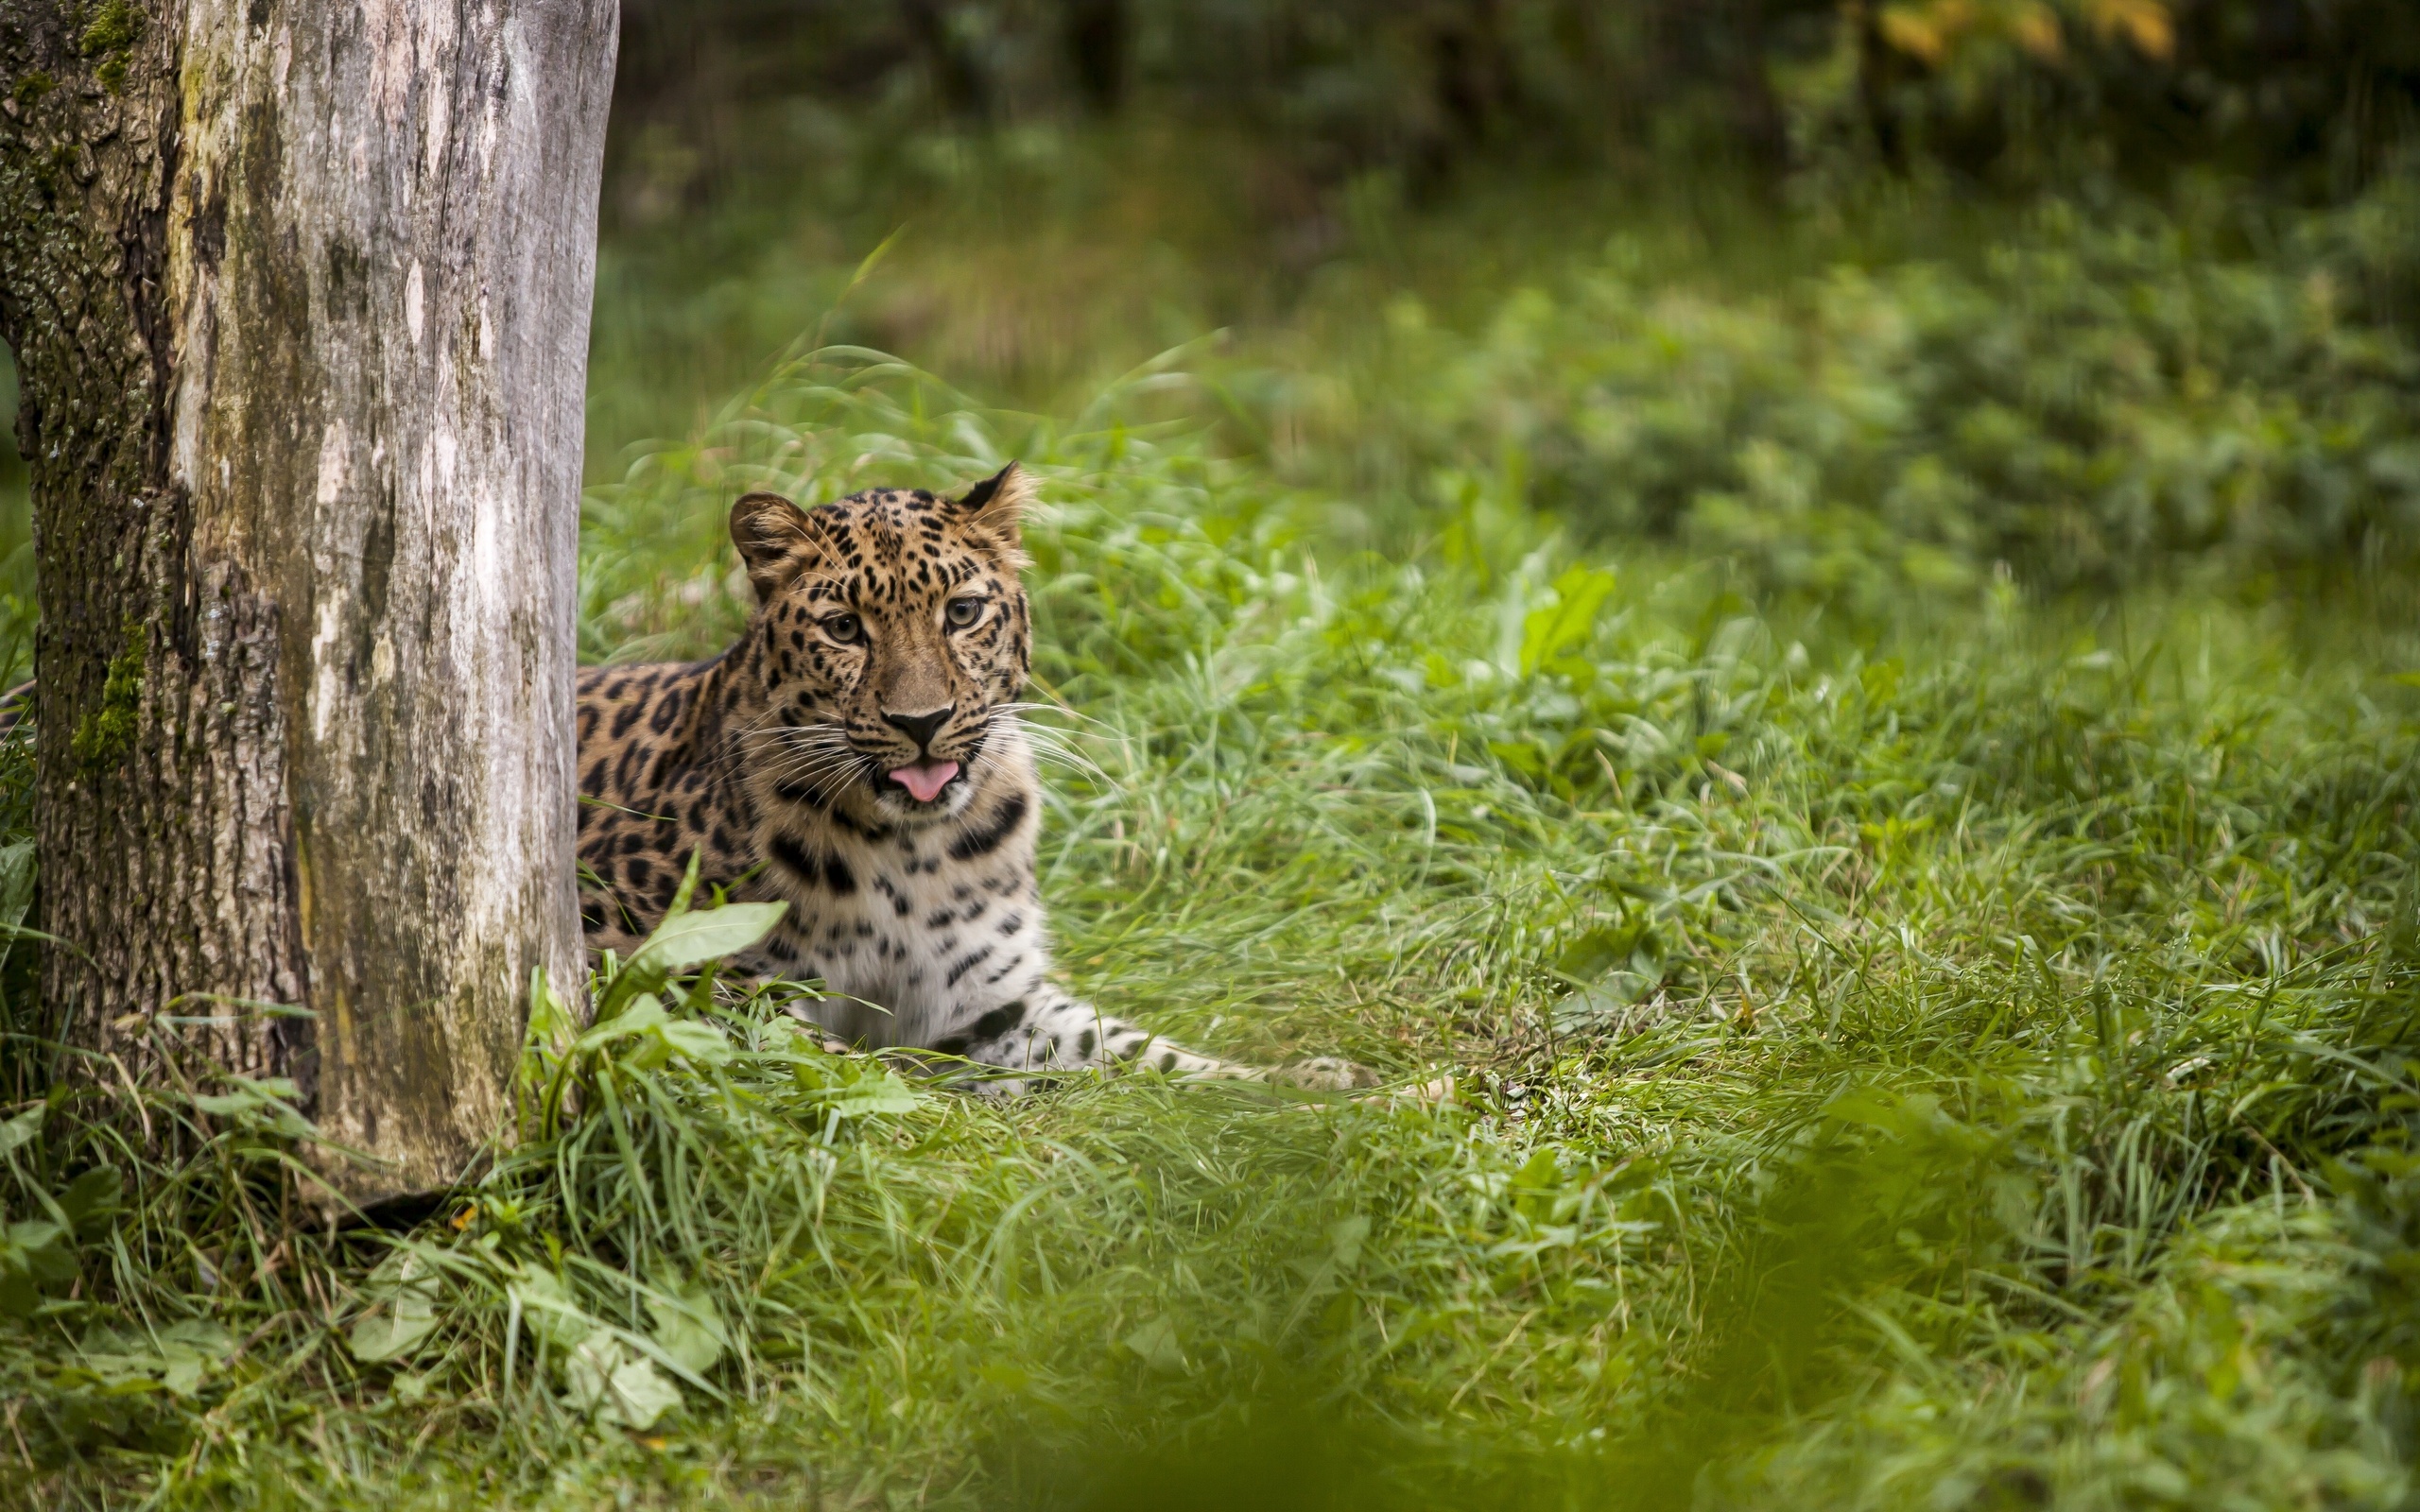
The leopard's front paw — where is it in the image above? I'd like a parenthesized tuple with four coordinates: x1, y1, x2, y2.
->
(1268, 1056, 1381, 1091)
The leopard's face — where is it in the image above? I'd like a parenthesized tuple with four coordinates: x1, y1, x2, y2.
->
(731, 465, 1035, 826)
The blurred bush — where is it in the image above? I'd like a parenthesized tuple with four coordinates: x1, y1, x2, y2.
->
(593, 2, 2420, 604)
(606, 0, 2420, 223)
(1244, 168, 2420, 597)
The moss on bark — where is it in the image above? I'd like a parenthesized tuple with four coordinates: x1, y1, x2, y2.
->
(68, 619, 144, 769)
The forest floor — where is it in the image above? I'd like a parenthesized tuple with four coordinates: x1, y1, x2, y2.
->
(6, 146, 2420, 1508)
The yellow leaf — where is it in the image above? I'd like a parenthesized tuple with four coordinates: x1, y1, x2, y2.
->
(2092, 0, 2173, 60)
(1878, 5, 1948, 64)
(2012, 3, 2063, 60)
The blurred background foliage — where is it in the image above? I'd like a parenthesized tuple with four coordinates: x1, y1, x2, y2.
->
(604, 0, 2416, 209)
(574, 0, 2420, 604)
(6, 2, 2419, 604)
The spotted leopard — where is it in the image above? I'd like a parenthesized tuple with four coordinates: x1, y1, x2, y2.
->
(577, 464, 1374, 1091)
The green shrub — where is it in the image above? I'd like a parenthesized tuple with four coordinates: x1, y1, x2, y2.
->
(1258, 175, 2420, 600)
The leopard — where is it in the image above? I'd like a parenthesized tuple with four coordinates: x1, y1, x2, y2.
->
(576, 463, 1375, 1092)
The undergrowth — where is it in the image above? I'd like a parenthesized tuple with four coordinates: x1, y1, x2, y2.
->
(2, 182, 2419, 1507)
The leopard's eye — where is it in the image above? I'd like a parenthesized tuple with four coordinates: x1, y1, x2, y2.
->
(943, 597, 984, 629)
(822, 613, 863, 645)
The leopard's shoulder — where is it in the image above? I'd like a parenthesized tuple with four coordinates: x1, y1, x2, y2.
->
(574, 653, 758, 945)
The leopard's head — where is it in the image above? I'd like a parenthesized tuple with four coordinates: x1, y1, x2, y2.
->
(729, 464, 1036, 825)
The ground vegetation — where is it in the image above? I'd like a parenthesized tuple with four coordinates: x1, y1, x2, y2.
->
(2, 4, 2419, 1504)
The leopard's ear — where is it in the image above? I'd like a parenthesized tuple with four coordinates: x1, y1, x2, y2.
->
(950, 462, 1035, 541)
(729, 491, 817, 603)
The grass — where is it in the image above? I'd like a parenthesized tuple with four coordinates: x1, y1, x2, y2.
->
(4, 156, 2420, 1508)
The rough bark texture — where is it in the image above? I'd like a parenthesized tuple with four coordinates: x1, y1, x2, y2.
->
(0, 0, 613, 1205)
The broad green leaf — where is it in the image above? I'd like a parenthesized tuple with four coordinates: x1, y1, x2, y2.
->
(648, 1288, 728, 1377)
(1327, 1215, 1371, 1269)
(349, 1308, 438, 1365)
(818, 1071, 925, 1119)
(603, 1353, 683, 1430)
(653, 1019, 735, 1065)
(1512, 1148, 1562, 1192)
(156, 1315, 233, 1393)
(1120, 1316, 1185, 1374)
(1518, 566, 1616, 677)
(560, 1335, 621, 1415)
(58, 1165, 121, 1233)
(1551, 981, 1657, 1035)
(631, 902, 787, 975)
(591, 893, 784, 1024)
(510, 1268, 596, 1349)
(0, 1104, 42, 1159)
(561, 1336, 683, 1429)
(1549, 920, 1668, 1034)
(349, 1253, 440, 1364)
(79, 1320, 232, 1398)
(577, 996, 667, 1053)
(1, 1218, 60, 1247)
(0, 1215, 66, 1305)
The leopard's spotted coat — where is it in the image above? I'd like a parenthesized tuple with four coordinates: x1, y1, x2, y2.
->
(577, 465, 1371, 1091)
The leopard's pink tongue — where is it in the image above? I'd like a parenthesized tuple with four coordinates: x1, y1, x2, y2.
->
(887, 760, 960, 803)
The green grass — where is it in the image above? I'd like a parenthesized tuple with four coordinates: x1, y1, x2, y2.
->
(6, 166, 2420, 1508)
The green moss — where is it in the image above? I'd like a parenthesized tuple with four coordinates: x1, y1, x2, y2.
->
(11, 72, 53, 109)
(69, 619, 145, 769)
(78, 0, 139, 94)
(78, 0, 139, 58)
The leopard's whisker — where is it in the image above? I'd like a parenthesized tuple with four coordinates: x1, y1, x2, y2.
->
(766, 743, 867, 791)
(717, 699, 818, 782)
(992, 699, 1114, 733)
(993, 714, 1109, 785)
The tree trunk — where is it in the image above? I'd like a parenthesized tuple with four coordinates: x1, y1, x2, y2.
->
(0, 0, 613, 1207)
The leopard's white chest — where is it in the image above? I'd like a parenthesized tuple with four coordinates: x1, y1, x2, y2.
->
(753, 792, 1048, 1049)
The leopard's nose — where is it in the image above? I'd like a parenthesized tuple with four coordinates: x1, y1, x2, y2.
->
(881, 705, 953, 753)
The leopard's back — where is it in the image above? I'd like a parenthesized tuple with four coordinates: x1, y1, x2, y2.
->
(574, 657, 758, 950)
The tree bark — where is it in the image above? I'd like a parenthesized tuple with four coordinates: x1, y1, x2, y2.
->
(0, 0, 612, 1206)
